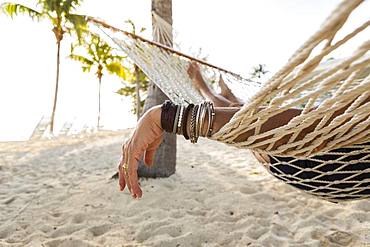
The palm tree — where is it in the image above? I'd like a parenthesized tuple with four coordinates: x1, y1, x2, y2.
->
(138, 0, 176, 178)
(117, 20, 148, 120)
(1, 1, 87, 133)
(70, 33, 128, 129)
(250, 64, 269, 80)
(116, 64, 149, 120)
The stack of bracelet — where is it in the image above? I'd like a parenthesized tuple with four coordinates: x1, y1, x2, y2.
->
(161, 100, 215, 143)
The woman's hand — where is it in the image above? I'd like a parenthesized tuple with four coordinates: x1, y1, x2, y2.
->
(118, 105, 163, 199)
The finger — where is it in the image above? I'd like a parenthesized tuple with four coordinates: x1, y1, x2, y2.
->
(121, 140, 127, 154)
(118, 158, 126, 191)
(123, 144, 132, 194)
(144, 136, 163, 166)
(127, 149, 142, 199)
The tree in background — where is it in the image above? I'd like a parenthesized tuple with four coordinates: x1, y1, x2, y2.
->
(70, 33, 128, 129)
(116, 20, 149, 120)
(250, 64, 269, 80)
(1, 0, 87, 133)
(116, 65, 149, 120)
(137, 0, 176, 178)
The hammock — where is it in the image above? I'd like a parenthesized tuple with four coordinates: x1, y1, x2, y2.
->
(88, 0, 370, 202)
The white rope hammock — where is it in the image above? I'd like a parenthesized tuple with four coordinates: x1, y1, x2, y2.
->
(88, 0, 370, 202)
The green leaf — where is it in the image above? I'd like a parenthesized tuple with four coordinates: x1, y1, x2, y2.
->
(69, 54, 94, 67)
(125, 19, 136, 33)
(106, 62, 128, 80)
(66, 13, 88, 41)
(116, 86, 135, 96)
(1, 2, 42, 20)
(62, 0, 83, 11)
(82, 65, 91, 72)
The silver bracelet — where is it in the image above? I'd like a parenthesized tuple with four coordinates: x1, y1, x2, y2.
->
(205, 102, 212, 137)
(199, 102, 208, 137)
(195, 102, 202, 141)
(207, 102, 215, 137)
(172, 105, 181, 134)
(176, 105, 184, 134)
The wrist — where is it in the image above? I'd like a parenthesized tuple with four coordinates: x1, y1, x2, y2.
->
(185, 101, 215, 143)
(159, 100, 215, 143)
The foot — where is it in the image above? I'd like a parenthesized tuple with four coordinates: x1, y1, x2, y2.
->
(187, 62, 229, 106)
(187, 62, 211, 94)
(218, 75, 243, 106)
(218, 75, 232, 97)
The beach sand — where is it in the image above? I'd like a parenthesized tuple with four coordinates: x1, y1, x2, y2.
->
(0, 130, 369, 247)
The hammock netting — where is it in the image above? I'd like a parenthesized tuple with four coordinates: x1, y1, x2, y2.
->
(88, 0, 370, 202)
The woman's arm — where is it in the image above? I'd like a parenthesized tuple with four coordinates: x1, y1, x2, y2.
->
(119, 95, 370, 199)
(118, 105, 301, 199)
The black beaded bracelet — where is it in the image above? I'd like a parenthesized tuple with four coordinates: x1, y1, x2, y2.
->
(190, 104, 199, 143)
(161, 100, 177, 133)
(182, 104, 194, 140)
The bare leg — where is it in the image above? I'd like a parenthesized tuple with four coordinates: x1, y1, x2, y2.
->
(187, 62, 233, 107)
(187, 62, 269, 163)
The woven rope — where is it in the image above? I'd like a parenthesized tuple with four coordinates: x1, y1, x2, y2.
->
(88, 0, 369, 202)
(89, 14, 262, 105)
(211, 0, 369, 157)
(268, 143, 370, 202)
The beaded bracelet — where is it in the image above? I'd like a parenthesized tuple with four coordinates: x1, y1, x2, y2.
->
(182, 104, 193, 140)
(172, 105, 181, 134)
(176, 105, 185, 134)
(161, 100, 177, 133)
(190, 105, 199, 143)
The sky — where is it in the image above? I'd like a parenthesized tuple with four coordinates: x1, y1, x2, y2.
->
(0, 0, 368, 141)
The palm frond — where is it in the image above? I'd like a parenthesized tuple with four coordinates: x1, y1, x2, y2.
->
(125, 19, 136, 33)
(62, 0, 83, 12)
(69, 54, 94, 67)
(111, 54, 127, 61)
(106, 62, 129, 80)
(41, 0, 62, 14)
(82, 65, 91, 73)
(116, 85, 135, 96)
(1, 2, 42, 20)
(66, 13, 87, 41)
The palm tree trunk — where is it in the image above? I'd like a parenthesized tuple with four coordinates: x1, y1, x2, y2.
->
(50, 40, 61, 133)
(138, 0, 175, 178)
(135, 65, 141, 120)
(97, 75, 102, 130)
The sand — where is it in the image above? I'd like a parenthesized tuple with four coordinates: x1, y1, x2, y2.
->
(0, 130, 369, 247)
